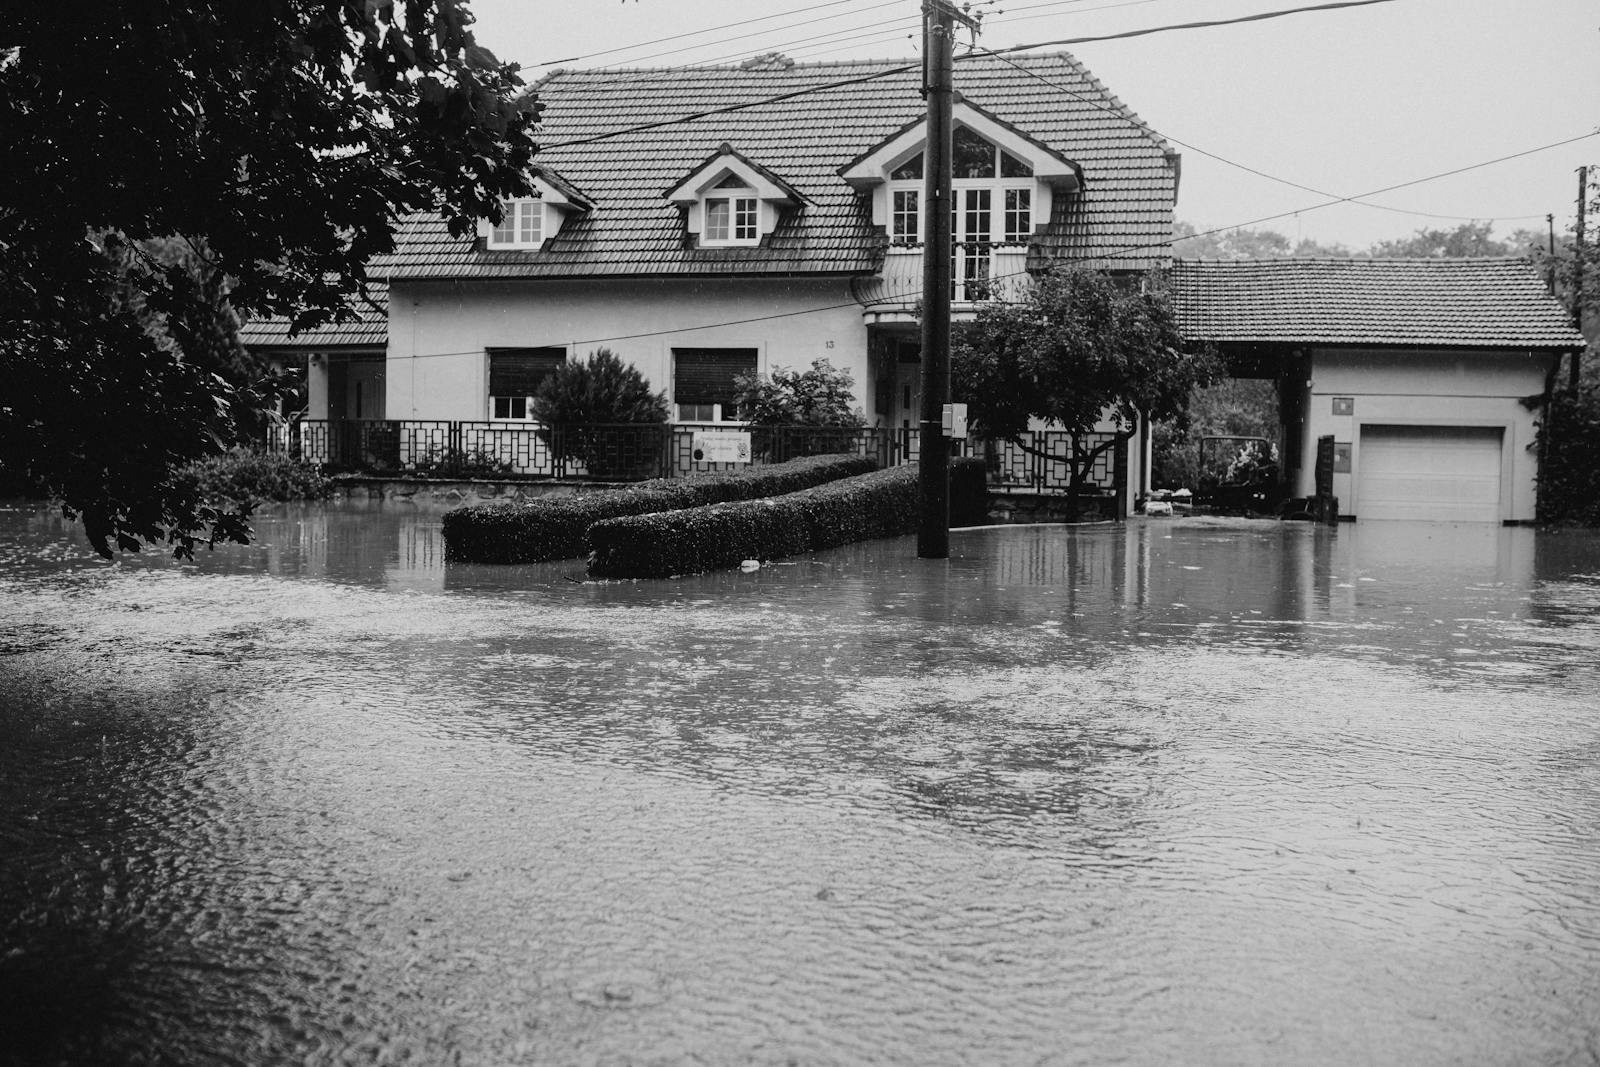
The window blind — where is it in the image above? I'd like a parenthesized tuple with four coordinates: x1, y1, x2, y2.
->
(673, 348, 757, 407)
(488, 347, 565, 397)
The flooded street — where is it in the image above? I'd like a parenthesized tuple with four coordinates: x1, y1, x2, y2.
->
(2, 499, 1598, 1066)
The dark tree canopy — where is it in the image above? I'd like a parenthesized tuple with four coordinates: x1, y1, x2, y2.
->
(953, 268, 1221, 512)
(953, 268, 1220, 440)
(1, 0, 539, 556)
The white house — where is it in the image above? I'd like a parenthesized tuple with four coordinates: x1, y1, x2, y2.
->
(259, 52, 1179, 508)
(1169, 258, 1584, 523)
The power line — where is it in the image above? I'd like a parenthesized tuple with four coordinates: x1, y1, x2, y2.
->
(984, 0, 1396, 55)
(533, 0, 880, 68)
(537, 0, 1404, 152)
(533, 0, 907, 85)
(537, 62, 918, 151)
(976, 45, 1550, 225)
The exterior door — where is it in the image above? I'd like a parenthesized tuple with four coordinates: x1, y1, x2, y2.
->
(1358, 425, 1503, 522)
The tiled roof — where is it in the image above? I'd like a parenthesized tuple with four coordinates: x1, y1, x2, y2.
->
(1170, 258, 1584, 350)
(238, 281, 389, 349)
(376, 53, 1177, 280)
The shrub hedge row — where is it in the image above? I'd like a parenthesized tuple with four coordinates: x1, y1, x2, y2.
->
(441, 453, 878, 563)
(587, 456, 990, 579)
(173, 447, 333, 505)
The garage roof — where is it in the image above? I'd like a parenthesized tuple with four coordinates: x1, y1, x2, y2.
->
(1170, 258, 1584, 350)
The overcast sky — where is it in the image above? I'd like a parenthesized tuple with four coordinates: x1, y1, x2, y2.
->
(466, 0, 1598, 252)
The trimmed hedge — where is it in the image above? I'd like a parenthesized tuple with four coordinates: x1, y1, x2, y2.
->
(588, 456, 990, 579)
(442, 453, 877, 563)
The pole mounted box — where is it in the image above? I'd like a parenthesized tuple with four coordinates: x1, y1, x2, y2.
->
(941, 403, 968, 439)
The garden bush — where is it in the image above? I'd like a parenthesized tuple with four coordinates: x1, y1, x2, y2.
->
(587, 456, 990, 579)
(533, 348, 671, 479)
(172, 447, 332, 506)
(1537, 386, 1600, 525)
(442, 453, 878, 564)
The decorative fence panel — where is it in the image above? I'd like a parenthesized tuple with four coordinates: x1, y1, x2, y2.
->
(273, 420, 1125, 498)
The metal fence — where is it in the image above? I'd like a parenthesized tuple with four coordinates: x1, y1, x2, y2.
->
(270, 419, 1124, 497)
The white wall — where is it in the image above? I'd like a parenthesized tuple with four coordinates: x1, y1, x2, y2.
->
(1294, 347, 1557, 522)
(387, 276, 870, 422)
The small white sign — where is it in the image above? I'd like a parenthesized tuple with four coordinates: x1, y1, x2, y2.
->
(692, 431, 752, 463)
(941, 403, 969, 439)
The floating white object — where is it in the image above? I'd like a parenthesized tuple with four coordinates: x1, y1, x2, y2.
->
(740, 559, 761, 572)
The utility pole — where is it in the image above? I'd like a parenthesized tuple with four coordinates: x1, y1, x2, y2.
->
(916, 0, 956, 559)
(916, 1, 980, 559)
(1573, 165, 1588, 394)
(1545, 213, 1556, 295)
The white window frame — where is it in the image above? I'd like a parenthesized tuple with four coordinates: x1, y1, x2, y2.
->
(672, 348, 758, 423)
(884, 135, 1034, 300)
(490, 395, 532, 421)
(702, 190, 760, 246)
(488, 198, 544, 250)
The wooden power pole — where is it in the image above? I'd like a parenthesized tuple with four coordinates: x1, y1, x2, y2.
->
(921, 2, 979, 559)
(917, 0, 956, 559)
(1573, 165, 1588, 394)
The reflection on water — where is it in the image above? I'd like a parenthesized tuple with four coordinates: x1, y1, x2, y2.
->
(2, 500, 1599, 1066)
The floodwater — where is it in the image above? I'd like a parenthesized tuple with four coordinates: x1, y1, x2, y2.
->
(2, 500, 1598, 1067)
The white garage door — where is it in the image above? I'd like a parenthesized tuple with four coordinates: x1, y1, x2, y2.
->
(1358, 425, 1503, 523)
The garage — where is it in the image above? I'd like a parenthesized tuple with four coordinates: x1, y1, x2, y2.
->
(1357, 425, 1503, 523)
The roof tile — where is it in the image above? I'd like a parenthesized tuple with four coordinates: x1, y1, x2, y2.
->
(1170, 259, 1583, 350)
(377, 53, 1176, 280)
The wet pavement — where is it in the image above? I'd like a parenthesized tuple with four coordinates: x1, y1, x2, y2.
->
(1, 499, 1598, 1066)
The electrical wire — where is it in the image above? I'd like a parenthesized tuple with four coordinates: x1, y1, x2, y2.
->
(974, 45, 1551, 225)
(534, 0, 875, 67)
(536, 0, 1404, 151)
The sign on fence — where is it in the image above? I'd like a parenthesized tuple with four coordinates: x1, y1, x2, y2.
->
(692, 431, 752, 463)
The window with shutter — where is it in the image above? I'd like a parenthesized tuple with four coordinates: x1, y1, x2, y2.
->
(672, 348, 757, 422)
(488, 347, 565, 420)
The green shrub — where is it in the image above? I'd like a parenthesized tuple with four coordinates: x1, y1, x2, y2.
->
(587, 456, 990, 579)
(442, 453, 878, 564)
(172, 447, 331, 505)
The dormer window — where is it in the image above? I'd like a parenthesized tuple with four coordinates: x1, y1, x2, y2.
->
(476, 170, 593, 251)
(838, 98, 1082, 261)
(704, 177, 759, 245)
(665, 144, 807, 250)
(884, 132, 1036, 247)
(489, 199, 544, 249)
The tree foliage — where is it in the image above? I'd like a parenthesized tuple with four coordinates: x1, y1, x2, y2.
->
(0, 1, 539, 556)
(954, 269, 1220, 438)
(1151, 379, 1280, 489)
(952, 268, 1222, 510)
(532, 349, 670, 427)
(531, 349, 670, 478)
(733, 359, 865, 427)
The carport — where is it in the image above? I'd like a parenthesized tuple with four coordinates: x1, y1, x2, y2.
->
(1170, 258, 1585, 524)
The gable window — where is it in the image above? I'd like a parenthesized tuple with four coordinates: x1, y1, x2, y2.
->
(892, 189, 920, 243)
(488, 347, 565, 420)
(703, 176, 759, 245)
(1004, 188, 1032, 242)
(488, 199, 543, 249)
(673, 347, 756, 422)
(886, 130, 1037, 299)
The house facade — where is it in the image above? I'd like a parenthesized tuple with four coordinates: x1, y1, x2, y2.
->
(1169, 258, 1584, 523)
(320, 52, 1180, 505)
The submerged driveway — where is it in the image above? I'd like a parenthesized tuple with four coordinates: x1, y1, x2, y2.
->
(2, 502, 1598, 1066)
